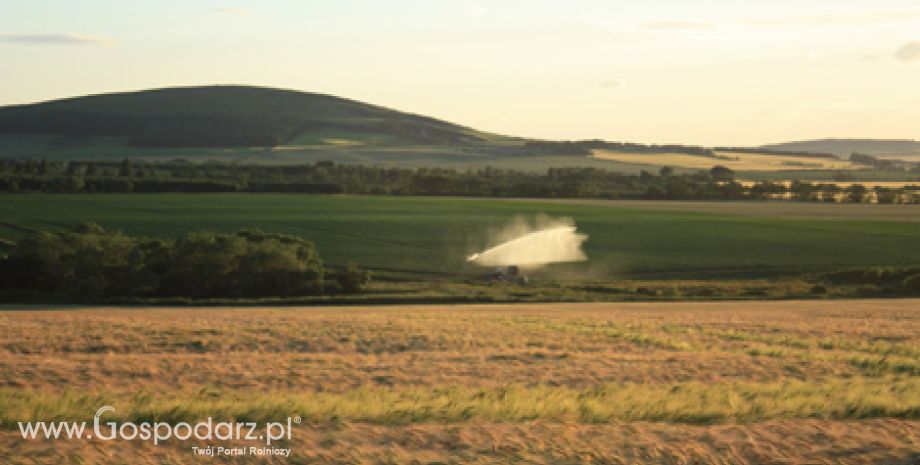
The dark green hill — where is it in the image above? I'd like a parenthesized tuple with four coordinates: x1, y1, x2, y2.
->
(0, 86, 489, 148)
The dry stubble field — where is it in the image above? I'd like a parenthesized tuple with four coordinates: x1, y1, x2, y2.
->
(1, 300, 919, 464)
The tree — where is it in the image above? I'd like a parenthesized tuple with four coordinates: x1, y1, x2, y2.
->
(709, 165, 734, 181)
(659, 166, 674, 177)
(0, 226, 329, 299)
(0, 178, 19, 192)
(846, 184, 867, 203)
(664, 179, 693, 198)
(876, 188, 898, 204)
(790, 181, 817, 202)
(160, 230, 324, 298)
(0, 223, 140, 297)
(645, 185, 664, 198)
(119, 158, 133, 177)
(850, 152, 878, 167)
(336, 262, 370, 293)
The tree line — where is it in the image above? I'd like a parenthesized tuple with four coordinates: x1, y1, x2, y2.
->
(1, 158, 918, 203)
(0, 224, 369, 301)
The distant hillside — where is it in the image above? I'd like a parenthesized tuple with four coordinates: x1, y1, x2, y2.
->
(0, 86, 490, 148)
(761, 139, 920, 159)
(2, 86, 917, 178)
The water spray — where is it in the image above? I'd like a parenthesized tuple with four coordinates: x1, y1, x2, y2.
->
(467, 219, 588, 284)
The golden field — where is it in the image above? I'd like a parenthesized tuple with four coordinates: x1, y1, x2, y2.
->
(1, 300, 919, 464)
(592, 149, 865, 171)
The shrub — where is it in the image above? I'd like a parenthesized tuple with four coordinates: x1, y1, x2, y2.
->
(0, 225, 330, 300)
(336, 262, 371, 294)
(0, 223, 146, 297)
(903, 274, 920, 292)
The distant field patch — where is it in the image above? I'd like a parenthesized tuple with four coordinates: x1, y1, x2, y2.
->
(593, 149, 866, 171)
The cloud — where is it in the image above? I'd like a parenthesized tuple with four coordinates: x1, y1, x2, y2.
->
(213, 7, 249, 15)
(895, 41, 920, 62)
(0, 34, 110, 46)
(639, 20, 714, 31)
(599, 79, 625, 88)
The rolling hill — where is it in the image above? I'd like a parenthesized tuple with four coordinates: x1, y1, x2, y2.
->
(761, 139, 920, 160)
(0, 86, 912, 178)
(0, 85, 492, 148)
(0, 86, 667, 173)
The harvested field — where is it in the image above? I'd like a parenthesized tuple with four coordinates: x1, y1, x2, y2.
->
(592, 149, 864, 171)
(1, 299, 919, 463)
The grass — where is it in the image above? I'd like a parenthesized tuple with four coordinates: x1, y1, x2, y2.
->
(1, 195, 919, 281)
(3, 377, 919, 425)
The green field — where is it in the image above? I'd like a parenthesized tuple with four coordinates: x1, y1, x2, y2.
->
(1, 194, 919, 280)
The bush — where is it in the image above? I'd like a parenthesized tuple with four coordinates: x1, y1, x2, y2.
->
(0, 223, 147, 297)
(0, 225, 331, 300)
(158, 230, 324, 298)
(903, 274, 920, 292)
(336, 262, 370, 294)
(709, 165, 735, 181)
(822, 267, 920, 295)
(824, 268, 920, 286)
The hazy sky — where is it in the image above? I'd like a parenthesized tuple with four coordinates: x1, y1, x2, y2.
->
(1, 0, 918, 145)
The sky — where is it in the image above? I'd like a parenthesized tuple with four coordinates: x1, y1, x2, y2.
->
(1, 0, 918, 146)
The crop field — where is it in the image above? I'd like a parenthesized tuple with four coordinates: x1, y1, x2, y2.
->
(0, 134, 652, 172)
(593, 149, 865, 171)
(1, 195, 920, 281)
(1, 300, 919, 464)
(740, 169, 920, 182)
